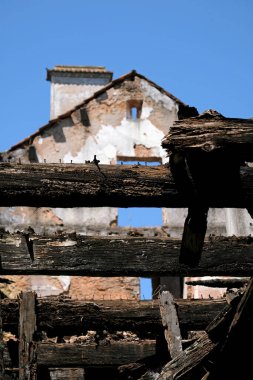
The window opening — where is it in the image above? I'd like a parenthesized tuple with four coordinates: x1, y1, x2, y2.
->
(126, 100, 143, 120)
(131, 106, 138, 121)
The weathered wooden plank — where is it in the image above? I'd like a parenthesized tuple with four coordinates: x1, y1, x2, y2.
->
(185, 277, 249, 288)
(0, 298, 226, 336)
(162, 112, 253, 266)
(1, 233, 253, 276)
(157, 331, 218, 380)
(18, 292, 37, 380)
(0, 163, 176, 208)
(36, 341, 156, 367)
(162, 112, 253, 160)
(159, 291, 182, 359)
(48, 368, 85, 380)
(0, 163, 252, 207)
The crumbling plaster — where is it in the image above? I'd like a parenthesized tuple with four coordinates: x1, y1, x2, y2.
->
(33, 77, 178, 165)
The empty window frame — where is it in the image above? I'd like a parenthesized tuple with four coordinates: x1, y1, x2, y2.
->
(126, 100, 143, 121)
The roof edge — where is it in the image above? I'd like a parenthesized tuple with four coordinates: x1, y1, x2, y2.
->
(9, 70, 198, 152)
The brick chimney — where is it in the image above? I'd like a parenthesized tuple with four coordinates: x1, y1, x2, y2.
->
(46, 66, 113, 119)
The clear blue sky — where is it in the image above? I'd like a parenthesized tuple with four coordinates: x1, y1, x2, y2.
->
(1, 0, 253, 152)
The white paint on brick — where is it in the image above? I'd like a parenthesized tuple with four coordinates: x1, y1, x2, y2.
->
(140, 79, 177, 111)
(63, 117, 166, 164)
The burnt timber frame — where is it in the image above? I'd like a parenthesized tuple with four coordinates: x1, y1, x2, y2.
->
(1, 126, 253, 379)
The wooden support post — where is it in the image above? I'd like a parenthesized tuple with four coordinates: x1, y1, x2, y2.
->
(18, 292, 37, 380)
(159, 291, 182, 359)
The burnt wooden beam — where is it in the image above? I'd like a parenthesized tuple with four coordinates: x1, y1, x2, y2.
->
(162, 111, 253, 160)
(0, 298, 226, 336)
(157, 331, 218, 380)
(0, 162, 176, 208)
(0, 162, 252, 207)
(185, 277, 250, 288)
(48, 368, 85, 380)
(36, 341, 156, 367)
(162, 111, 253, 266)
(18, 292, 37, 380)
(159, 291, 182, 359)
(1, 233, 253, 276)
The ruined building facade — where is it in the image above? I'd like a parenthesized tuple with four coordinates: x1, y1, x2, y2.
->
(1, 66, 252, 299)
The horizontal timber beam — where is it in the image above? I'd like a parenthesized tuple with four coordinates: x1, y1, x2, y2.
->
(1, 233, 253, 276)
(36, 341, 156, 367)
(1, 298, 226, 335)
(162, 113, 253, 160)
(0, 162, 252, 207)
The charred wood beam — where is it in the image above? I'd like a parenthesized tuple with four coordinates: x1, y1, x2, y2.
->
(159, 291, 182, 359)
(157, 331, 218, 380)
(0, 163, 175, 208)
(18, 291, 37, 380)
(0, 163, 253, 207)
(162, 112, 253, 160)
(185, 277, 250, 288)
(48, 368, 85, 380)
(36, 341, 156, 367)
(0, 298, 226, 337)
(1, 233, 253, 277)
(162, 113, 253, 266)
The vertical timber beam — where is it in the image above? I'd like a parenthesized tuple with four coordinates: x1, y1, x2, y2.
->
(159, 291, 183, 359)
(19, 292, 37, 380)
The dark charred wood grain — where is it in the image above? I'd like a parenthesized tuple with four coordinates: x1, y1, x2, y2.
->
(0, 163, 177, 208)
(1, 233, 253, 276)
(0, 163, 252, 207)
(157, 332, 218, 380)
(162, 116, 253, 161)
(0, 298, 226, 336)
(36, 341, 156, 367)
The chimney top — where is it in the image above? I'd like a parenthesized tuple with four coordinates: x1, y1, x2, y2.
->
(46, 65, 113, 81)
